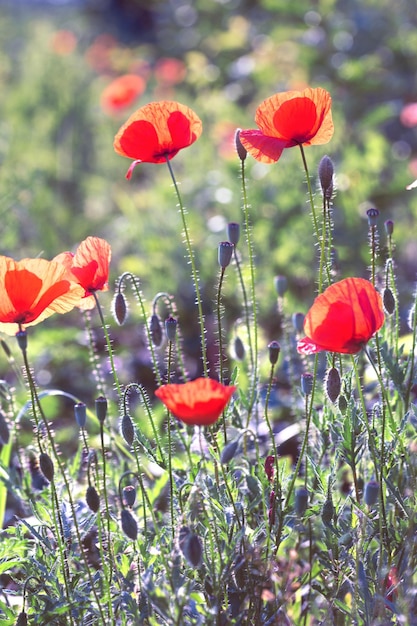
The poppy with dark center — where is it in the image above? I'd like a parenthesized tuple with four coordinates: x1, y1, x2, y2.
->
(297, 277, 384, 355)
(100, 74, 146, 115)
(239, 87, 333, 164)
(155, 377, 237, 426)
(0, 257, 84, 335)
(54, 237, 111, 310)
(114, 100, 202, 178)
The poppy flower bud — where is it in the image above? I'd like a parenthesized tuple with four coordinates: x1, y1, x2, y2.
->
(15, 611, 28, 626)
(150, 314, 163, 347)
(318, 155, 334, 199)
(384, 219, 394, 236)
(227, 222, 240, 246)
(121, 412, 135, 446)
(268, 341, 281, 365)
(233, 336, 245, 360)
(364, 479, 379, 506)
(165, 316, 177, 342)
(274, 275, 288, 297)
(74, 402, 87, 429)
(28, 452, 49, 490)
(0, 410, 10, 445)
(338, 394, 348, 414)
(366, 207, 379, 227)
(218, 241, 234, 268)
(325, 367, 341, 403)
(301, 373, 314, 396)
(321, 497, 335, 525)
(121, 508, 138, 540)
(112, 291, 128, 325)
(86, 485, 100, 512)
(234, 129, 247, 161)
(294, 487, 309, 517)
(39, 452, 54, 482)
(122, 485, 137, 508)
(292, 312, 305, 333)
(383, 288, 395, 315)
(16, 330, 27, 352)
(220, 438, 239, 464)
(182, 531, 203, 567)
(95, 396, 108, 424)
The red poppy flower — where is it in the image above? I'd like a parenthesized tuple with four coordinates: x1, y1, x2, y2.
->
(155, 377, 237, 426)
(297, 277, 384, 355)
(100, 74, 146, 115)
(113, 100, 202, 179)
(0, 257, 84, 335)
(54, 237, 111, 310)
(239, 87, 334, 164)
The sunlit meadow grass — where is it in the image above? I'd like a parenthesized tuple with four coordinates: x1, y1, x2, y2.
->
(1, 88, 417, 626)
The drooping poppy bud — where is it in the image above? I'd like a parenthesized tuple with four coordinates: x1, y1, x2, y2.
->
(383, 288, 395, 315)
(121, 508, 138, 540)
(234, 129, 247, 161)
(233, 336, 245, 361)
(86, 485, 100, 512)
(292, 312, 305, 334)
(122, 485, 137, 508)
(112, 291, 128, 325)
(39, 452, 54, 482)
(150, 314, 163, 347)
(220, 438, 239, 464)
(121, 412, 135, 447)
(325, 367, 341, 403)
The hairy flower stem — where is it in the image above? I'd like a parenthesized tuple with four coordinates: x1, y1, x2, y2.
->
(93, 293, 121, 398)
(166, 339, 176, 539)
(264, 361, 281, 559)
(165, 157, 208, 377)
(216, 266, 229, 444)
(240, 159, 259, 423)
(233, 247, 254, 371)
(18, 338, 108, 625)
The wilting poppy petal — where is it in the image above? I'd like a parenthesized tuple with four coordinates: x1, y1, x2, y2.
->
(155, 377, 236, 426)
(297, 277, 384, 355)
(239, 87, 333, 163)
(100, 74, 146, 114)
(114, 100, 202, 173)
(54, 237, 111, 310)
(0, 257, 84, 335)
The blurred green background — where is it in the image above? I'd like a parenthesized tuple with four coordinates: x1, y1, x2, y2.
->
(0, 0, 417, 396)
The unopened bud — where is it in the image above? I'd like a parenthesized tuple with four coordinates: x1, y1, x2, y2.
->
(301, 373, 314, 396)
(321, 497, 335, 525)
(123, 485, 137, 508)
(15, 611, 28, 626)
(165, 316, 177, 342)
(383, 288, 395, 315)
(16, 330, 27, 352)
(233, 336, 245, 360)
(218, 241, 234, 268)
(364, 480, 379, 507)
(86, 485, 100, 512)
(268, 341, 281, 365)
(74, 402, 87, 429)
(95, 396, 108, 424)
(384, 220, 394, 236)
(0, 411, 10, 445)
(220, 438, 239, 464)
(292, 312, 305, 333)
(318, 155, 334, 199)
(326, 367, 341, 403)
(121, 412, 135, 447)
(227, 222, 240, 246)
(234, 129, 247, 161)
(39, 452, 54, 482)
(121, 508, 138, 540)
(274, 275, 288, 297)
(367, 207, 379, 227)
(150, 314, 163, 347)
(294, 487, 309, 517)
(112, 291, 128, 325)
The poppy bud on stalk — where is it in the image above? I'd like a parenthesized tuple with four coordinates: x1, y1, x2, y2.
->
(233, 336, 245, 361)
(15, 611, 28, 626)
(122, 485, 137, 508)
(294, 487, 309, 517)
(366, 207, 379, 227)
(268, 341, 281, 365)
(218, 241, 234, 269)
(301, 373, 314, 396)
(364, 479, 379, 507)
(39, 452, 54, 482)
(150, 314, 163, 347)
(121, 508, 138, 540)
(121, 412, 135, 447)
(274, 275, 288, 297)
(325, 367, 341, 403)
(95, 396, 108, 424)
(234, 129, 247, 161)
(227, 222, 240, 246)
(16, 330, 27, 352)
(74, 402, 87, 429)
(112, 291, 128, 325)
(383, 288, 396, 315)
(318, 155, 334, 199)
(384, 219, 394, 236)
(292, 312, 305, 334)
(165, 316, 177, 342)
(86, 485, 100, 512)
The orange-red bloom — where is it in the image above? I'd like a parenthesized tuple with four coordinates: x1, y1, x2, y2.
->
(114, 100, 202, 178)
(100, 74, 146, 114)
(54, 237, 111, 310)
(297, 277, 384, 355)
(0, 257, 84, 335)
(155, 377, 236, 426)
(239, 87, 334, 164)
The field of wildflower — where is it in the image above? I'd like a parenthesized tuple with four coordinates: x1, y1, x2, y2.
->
(1, 1, 417, 625)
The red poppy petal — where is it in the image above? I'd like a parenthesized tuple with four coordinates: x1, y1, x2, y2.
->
(116, 119, 161, 162)
(272, 97, 319, 144)
(4, 269, 42, 314)
(296, 337, 323, 355)
(72, 237, 111, 293)
(238, 130, 287, 163)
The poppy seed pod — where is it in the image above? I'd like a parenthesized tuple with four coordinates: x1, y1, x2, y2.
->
(366, 207, 379, 227)
(364, 479, 379, 507)
(234, 129, 247, 161)
(318, 155, 334, 199)
(121, 412, 135, 447)
(301, 373, 314, 396)
(181, 532, 203, 568)
(86, 485, 100, 512)
(165, 316, 177, 342)
(122, 485, 137, 508)
(112, 291, 128, 325)
(294, 487, 309, 517)
(384, 219, 394, 236)
(268, 341, 281, 365)
(227, 222, 240, 246)
(74, 402, 87, 429)
(274, 275, 288, 297)
(121, 508, 138, 540)
(218, 241, 234, 269)
(220, 438, 239, 464)
(326, 367, 341, 403)
(39, 452, 54, 482)
(383, 288, 396, 315)
(95, 396, 108, 424)
(150, 314, 163, 347)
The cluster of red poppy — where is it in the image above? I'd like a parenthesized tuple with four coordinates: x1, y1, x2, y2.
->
(109, 89, 386, 425)
(0, 236, 111, 335)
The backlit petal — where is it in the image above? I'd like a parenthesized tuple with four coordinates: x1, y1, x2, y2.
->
(238, 130, 287, 163)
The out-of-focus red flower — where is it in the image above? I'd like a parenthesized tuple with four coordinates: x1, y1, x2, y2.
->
(85, 34, 118, 74)
(383, 566, 399, 606)
(0, 257, 84, 335)
(154, 58, 187, 86)
(100, 74, 146, 114)
(155, 377, 236, 426)
(49, 30, 77, 56)
(297, 277, 384, 355)
(54, 237, 111, 310)
(239, 87, 334, 164)
(114, 100, 202, 179)
(400, 102, 417, 128)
